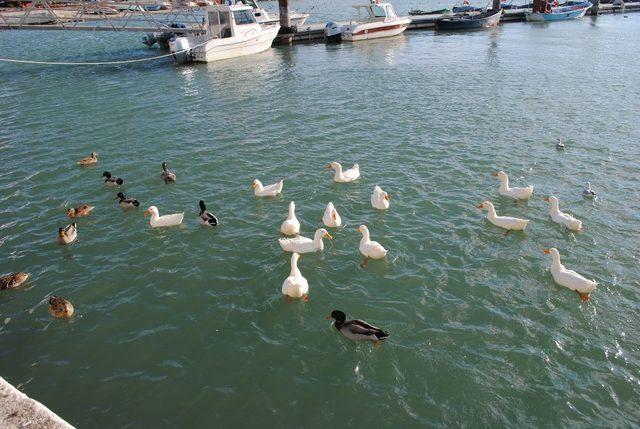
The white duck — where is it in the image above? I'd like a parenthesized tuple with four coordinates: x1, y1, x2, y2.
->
(252, 179, 283, 197)
(58, 223, 77, 245)
(279, 228, 332, 253)
(144, 206, 184, 227)
(544, 248, 597, 302)
(281, 253, 309, 301)
(281, 201, 300, 236)
(322, 202, 342, 228)
(583, 182, 596, 198)
(492, 171, 534, 200)
(357, 225, 387, 266)
(477, 201, 529, 232)
(371, 185, 390, 210)
(544, 196, 582, 232)
(326, 162, 360, 183)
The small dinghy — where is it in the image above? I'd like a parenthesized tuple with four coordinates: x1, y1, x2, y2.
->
(436, 8, 502, 30)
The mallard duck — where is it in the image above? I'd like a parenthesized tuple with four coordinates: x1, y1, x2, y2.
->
(66, 205, 94, 219)
(322, 202, 342, 228)
(492, 171, 534, 200)
(116, 192, 140, 209)
(48, 295, 74, 318)
(281, 201, 300, 235)
(583, 182, 596, 198)
(544, 248, 597, 302)
(144, 206, 184, 227)
(198, 200, 218, 226)
(102, 171, 124, 187)
(77, 152, 98, 166)
(544, 196, 582, 231)
(161, 162, 176, 183)
(252, 179, 283, 197)
(326, 162, 360, 183)
(556, 138, 565, 150)
(281, 253, 309, 301)
(278, 228, 332, 253)
(0, 272, 29, 290)
(58, 223, 77, 245)
(357, 225, 387, 266)
(371, 185, 390, 210)
(326, 310, 389, 345)
(477, 201, 529, 233)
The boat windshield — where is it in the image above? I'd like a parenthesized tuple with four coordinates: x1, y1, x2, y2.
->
(233, 9, 257, 24)
(208, 10, 233, 38)
(236, 0, 258, 9)
(385, 5, 397, 18)
(370, 5, 387, 17)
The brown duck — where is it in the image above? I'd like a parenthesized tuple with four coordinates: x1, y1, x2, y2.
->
(77, 152, 98, 166)
(48, 296, 74, 318)
(1, 272, 29, 290)
(67, 205, 95, 218)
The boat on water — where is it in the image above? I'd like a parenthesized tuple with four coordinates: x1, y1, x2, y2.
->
(235, 0, 309, 28)
(168, 3, 279, 63)
(324, 0, 411, 42)
(408, 8, 451, 15)
(435, 7, 502, 30)
(525, 1, 591, 20)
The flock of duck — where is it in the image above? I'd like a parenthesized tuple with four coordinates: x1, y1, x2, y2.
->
(0, 142, 600, 344)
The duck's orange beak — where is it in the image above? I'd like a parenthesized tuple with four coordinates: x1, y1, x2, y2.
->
(476, 203, 483, 208)
(143, 210, 150, 217)
(580, 293, 590, 302)
(491, 172, 498, 177)
(325, 233, 333, 239)
(325, 163, 332, 170)
(251, 182, 257, 189)
(543, 249, 550, 254)
(543, 197, 549, 202)
(384, 195, 390, 201)
(325, 315, 332, 320)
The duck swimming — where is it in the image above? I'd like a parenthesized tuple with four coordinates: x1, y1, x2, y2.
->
(326, 310, 389, 345)
(116, 192, 140, 209)
(281, 253, 309, 301)
(322, 202, 342, 228)
(281, 201, 300, 235)
(556, 138, 565, 150)
(66, 205, 94, 219)
(252, 179, 283, 197)
(77, 152, 98, 166)
(583, 182, 596, 198)
(48, 295, 74, 318)
(1, 272, 29, 290)
(198, 200, 218, 226)
(492, 171, 534, 200)
(371, 185, 390, 210)
(161, 162, 177, 183)
(544, 248, 597, 302)
(326, 162, 360, 183)
(477, 201, 529, 233)
(58, 223, 77, 245)
(278, 228, 332, 253)
(102, 171, 124, 187)
(544, 196, 582, 232)
(357, 225, 387, 266)
(144, 206, 184, 228)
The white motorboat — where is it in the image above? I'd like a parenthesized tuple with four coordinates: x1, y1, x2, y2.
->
(325, 0, 410, 42)
(235, 0, 309, 28)
(168, 3, 280, 63)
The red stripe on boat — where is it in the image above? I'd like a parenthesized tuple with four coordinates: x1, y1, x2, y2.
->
(351, 24, 406, 36)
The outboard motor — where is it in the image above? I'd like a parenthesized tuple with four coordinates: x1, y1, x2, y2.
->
(324, 21, 342, 43)
(169, 36, 192, 64)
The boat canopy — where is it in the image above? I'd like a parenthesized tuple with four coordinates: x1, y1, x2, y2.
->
(352, 3, 398, 19)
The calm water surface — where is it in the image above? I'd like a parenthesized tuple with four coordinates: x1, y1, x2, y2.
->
(1, 11, 640, 428)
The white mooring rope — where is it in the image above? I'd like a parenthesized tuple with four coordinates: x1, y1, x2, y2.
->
(0, 38, 209, 66)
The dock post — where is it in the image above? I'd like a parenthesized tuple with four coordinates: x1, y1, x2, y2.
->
(275, 0, 294, 44)
(591, 0, 600, 14)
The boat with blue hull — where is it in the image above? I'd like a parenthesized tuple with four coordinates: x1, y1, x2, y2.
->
(525, 1, 591, 20)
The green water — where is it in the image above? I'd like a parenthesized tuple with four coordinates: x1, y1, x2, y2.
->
(1, 12, 640, 428)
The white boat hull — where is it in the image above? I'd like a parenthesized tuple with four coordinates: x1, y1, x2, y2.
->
(170, 25, 279, 63)
(339, 17, 411, 42)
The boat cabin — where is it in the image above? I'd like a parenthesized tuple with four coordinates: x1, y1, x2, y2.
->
(352, 2, 400, 21)
(205, 4, 260, 39)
